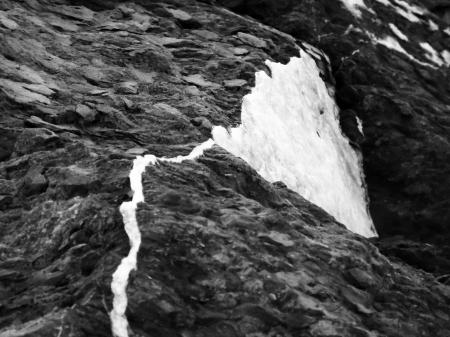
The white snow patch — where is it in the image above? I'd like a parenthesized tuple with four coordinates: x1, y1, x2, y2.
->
(392, 0, 427, 22)
(374, 0, 391, 6)
(441, 50, 450, 67)
(339, 0, 373, 17)
(445, 28, 450, 36)
(375, 0, 426, 22)
(420, 42, 444, 66)
(344, 24, 364, 35)
(375, 35, 410, 56)
(356, 116, 364, 135)
(110, 139, 214, 337)
(212, 51, 377, 238)
(392, 0, 425, 15)
(428, 20, 438, 31)
(393, 6, 421, 22)
(388, 23, 409, 41)
(371, 34, 435, 68)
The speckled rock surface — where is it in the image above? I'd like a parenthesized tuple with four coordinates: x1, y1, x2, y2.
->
(0, 0, 449, 336)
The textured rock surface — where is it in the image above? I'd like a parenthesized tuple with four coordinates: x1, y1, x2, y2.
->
(0, 0, 449, 336)
(217, 0, 450, 273)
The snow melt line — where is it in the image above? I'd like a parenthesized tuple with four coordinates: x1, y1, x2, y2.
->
(110, 139, 215, 337)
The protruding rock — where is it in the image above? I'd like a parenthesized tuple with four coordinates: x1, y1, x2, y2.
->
(0, 179, 16, 196)
(223, 79, 247, 89)
(47, 165, 99, 197)
(0, 79, 51, 105)
(0, 127, 17, 161)
(183, 74, 220, 88)
(19, 167, 48, 196)
(115, 81, 139, 95)
(191, 116, 213, 130)
(166, 8, 202, 28)
(75, 104, 97, 123)
(233, 47, 250, 56)
(0, 11, 18, 30)
(14, 128, 60, 155)
(346, 267, 377, 289)
(192, 29, 219, 40)
(49, 5, 94, 22)
(237, 32, 268, 49)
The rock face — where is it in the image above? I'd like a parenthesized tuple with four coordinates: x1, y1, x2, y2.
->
(217, 0, 450, 271)
(0, 0, 449, 336)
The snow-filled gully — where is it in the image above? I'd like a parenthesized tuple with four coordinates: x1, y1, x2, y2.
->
(110, 49, 377, 337)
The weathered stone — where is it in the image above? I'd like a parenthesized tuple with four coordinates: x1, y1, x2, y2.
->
(183, 74, 220, 88)
(346, 267, 377, 289)
(237, 32, 268, 49)
(49, 5, 94, 22)
(0, 179, 15, 195)
(75, 104, 97, 123)
(166, 8, 202, 28)
(0, 1, 449, 337)
(340, 285, 374, 315)
(0, 11, 18, 30)
(115, 81, 139, 95)
(192, 29, 219, 40)
(0, 127, 17, 161)
(19, 167, 48, 196)
(47, 165, 99, 197)
(223, 79, 247, 89)
(82, 67, 110, 87)
(14, 128, 60, 155)
(191, 116, 212, 130)
(233, 47, 249, 56)
(0, 79, 51, 105)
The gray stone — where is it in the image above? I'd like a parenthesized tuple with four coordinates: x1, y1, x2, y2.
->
(223, 79, 247, 88)
(20, 167, 48, 196)
(115, 81, 139, 95)
(182, 74, 220, 88)
(0, 179, 16, 195)
(0, 11, 18, 30)
(14, 128, 60, 155)
(75, 104, 97, 122)
(237, 32, 268, 49)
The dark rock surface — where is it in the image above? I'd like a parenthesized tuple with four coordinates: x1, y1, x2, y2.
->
(217, 0, 450, 273)
(0, 0, 449, 336)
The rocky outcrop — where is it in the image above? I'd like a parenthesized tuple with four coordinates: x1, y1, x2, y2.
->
(0, 0, 449, 336)
(217, 0, 450, 272)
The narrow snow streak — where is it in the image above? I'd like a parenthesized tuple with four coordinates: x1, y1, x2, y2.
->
(442, 50, 450, 67)
(388, 23, 409, 41)
(213, 51, 377, 237)
(420, 42, 444, 66)
(339, 0, 372, 17)
(372, 34, 435, 68)
(110, 139, 214, 337)
(428, 20, 438, 31)
(374, 0, 424, 22)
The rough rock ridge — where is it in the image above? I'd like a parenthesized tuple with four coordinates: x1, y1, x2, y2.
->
(0, 0, 449, 336)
